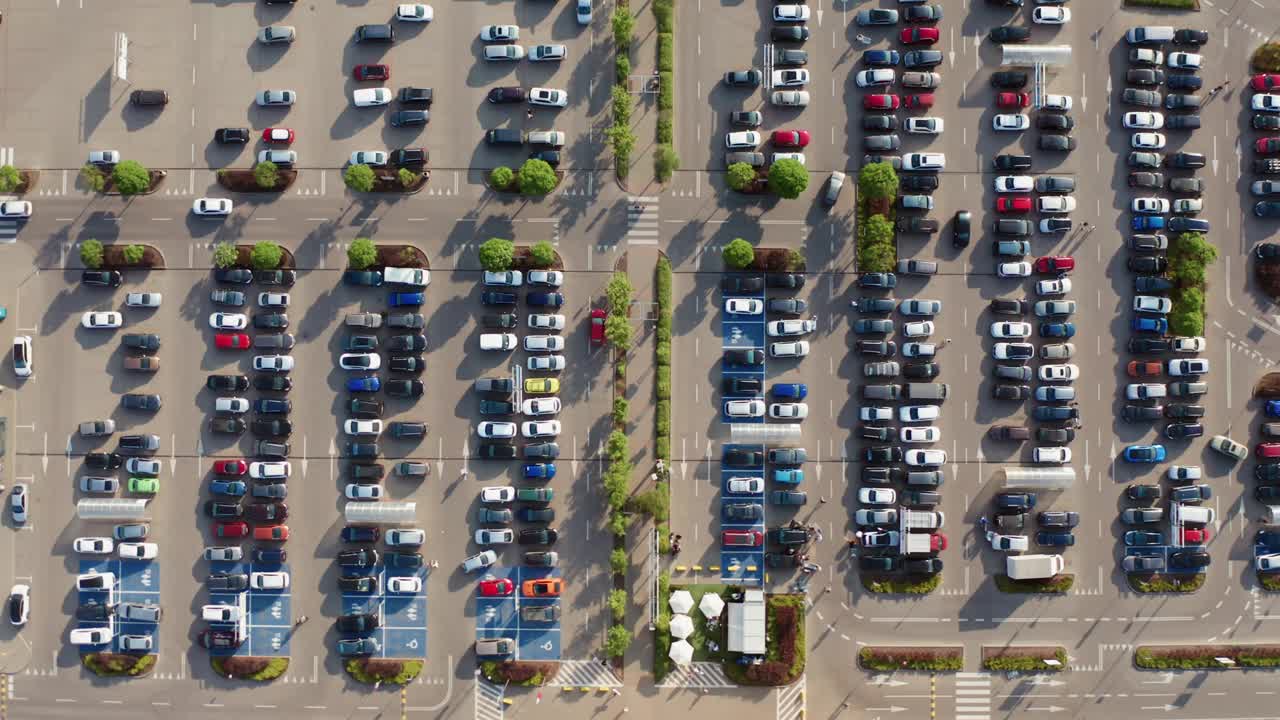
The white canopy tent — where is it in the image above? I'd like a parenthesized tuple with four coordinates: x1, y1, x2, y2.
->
(727, 589, 766, 655)
(669, 590, 695, 614)
(699, 591, 725, 619)
(669, 614, 694, 639)
(668, 639, 694, 665)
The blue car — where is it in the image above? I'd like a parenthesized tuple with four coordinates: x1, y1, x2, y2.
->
(253, 548, 287, 564)
(1267, 400, 1280, 418)
(389, 292, 424, 307)
(1124, 444, 1167, 463)
(210, 480, 247, 497)
(1132, 316, 1168, 333)
(863, 49, 900, 66)
(773, 469, 804, 485)
(527, 292, 565, 308)
(524, 463, 556, 480)
(1039, 322, 1075, 338)
(772, 383, 808, 399)
(1131, 216, 1166, 231)
(347, 376, 382, 393)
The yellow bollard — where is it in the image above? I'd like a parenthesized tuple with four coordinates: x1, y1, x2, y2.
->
(675, 565, 688, 572)
(503, 699, 514, 707)
(692, 565, 703, 572)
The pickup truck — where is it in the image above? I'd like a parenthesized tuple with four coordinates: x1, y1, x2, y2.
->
(79, 420, 116, 437)
(346, 312, 383, 328)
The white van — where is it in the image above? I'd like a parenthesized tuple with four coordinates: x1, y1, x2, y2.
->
(76, 572, 116, 593)
(202, 604, 243, 623)
(384, 267, 430, 287)
(69, 626, 113, 646)
(1126, 26, 1174, 45)
(1177, 504, 1216, 525)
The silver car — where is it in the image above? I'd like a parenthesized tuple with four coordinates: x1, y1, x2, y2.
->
(771, 90, 810, 107)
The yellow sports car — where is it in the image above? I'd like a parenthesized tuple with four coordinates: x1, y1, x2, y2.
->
(524, 378, 560, 395)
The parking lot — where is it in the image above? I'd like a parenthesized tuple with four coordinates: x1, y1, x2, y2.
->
(75, 559, 160, 655)
(207, 560, 292, 658)
(474, 565, 562, 662)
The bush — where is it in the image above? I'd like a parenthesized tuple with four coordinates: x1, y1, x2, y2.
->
(254, 161, 279, 189)
(656, 365, 670, 399)
(348, 238, 378, 270)
(605, 624, 633, 657)
(767, 158, 808, 199)
(612, 9, 634, 49)
(122, 244, 145, 265)
(489, 166, 514, 190)
(1125, 0, 1197, 7)
(656, 341, 671, 366)
(609, 511, 628, 537)
(996, 574, 1075, 593)
(530, 240, 557, 268)
(213, 656, 290, 681)
(862, 573, 942, 594)
(632, 487, 669, 521)
(398, 168, 417, 188)
(250, 241, 283, 270)
(612, 85, 633, 126)
(984, 649, 1068, 673)
(0, 165, 20, 192)
(1262, 572, 1280, 591)
(723, 238, 755, 269)
(658, 72, 674, 111)
(656, 401, 670, 437)
(1129, 573, 1205, 593)
(478, 238, 515, 272)
(83, 652, 156, 677)
(81, 164, 106, 192)
(616, 54, 631, 85)
(787, 249, 805, 271)
(655, 144, 679, 182)
(80, 239, 104, 269)
(606, 273, 634, 316)
(858, 215, 897, 272)
(653, 0, 673, 33)
(346, 658, 424, 685)
(656, 110, 673, 144)
(344, 164, 376, 192)
(727, 162, 758, 192)
(1136, 646, 1280, 669)
(480, 660, 558, 686)
(859, 162, 899, 200)
(612, 397, 629, 426)
(609, 589, 628, 622)
(399, 246, 419, 267)
(1256, 42, 1280, 72)
(213, 242, 238, 268)
(518, 159, 558, 196)
(657, 33, 674, 72)
(611, 548, 629, 575)
(859, 647, 963, 672)
(112, 160, 150, 195)
(606, 123, 636, 173)
(606, 429, 628, 462)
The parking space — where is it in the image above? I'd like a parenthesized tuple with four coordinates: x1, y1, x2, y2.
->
(474, 565, 562, 661)
(76, 559, 160, 654)
(719, 444, 765, 585)
(206, 561, 291, 657)
(339, 565, 429, 659)
(720, 275, 766, 423)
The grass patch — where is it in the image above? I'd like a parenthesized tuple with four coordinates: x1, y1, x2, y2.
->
(861, 573, 942, 595)
(480, 660, 559, 686)
(653, 582, 731, 681)
(1255, 42, 1280, 73)
(653, 0, 673, 32)
(1128, 572, 1205, 593)
(1136, 645, 1280, 669)
(82, 653, 156, 677)
(1260, 572, 1280, 591)
(658, 72, 674, 111)
(657, 33, 674, 73)
(345, 659, 424, 685)
(983, 648, 1068, 673)
(995, 574, 1075, 594)
(723, 594, 806, 686)
(859, 647, 963, 672)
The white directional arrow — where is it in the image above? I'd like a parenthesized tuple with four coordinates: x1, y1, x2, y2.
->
(1106, 76, 1112, 95)
(1028, 706, 1065, 713)
(65, 434, 73, 476)
(169, 434, 177, 474)
(1140, 705, 1177, 712)
(436, 437, 445, 479)
(679, 438, 687, 479)
(329, 437, 337, 481)
(1143, 672, 1175, 685)
(301, 436, 308, 477)
(866, 707, 905, 714)
(948, 27, 955, 68)
(816, 9, 822, 26)
(1213, 135, 1220, 177)
(1029, 677, 1065, 687)
(197, 437, 205, 457)
(41, 432, 47, 474)
(869, 675, 908, 687)
(570, 434, 579, 477)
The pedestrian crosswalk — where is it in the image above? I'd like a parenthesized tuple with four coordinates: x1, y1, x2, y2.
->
(626, 197, 659, 245)
(0, 220, 18, 244)
(655, 661, 736, 688)
(551, 659, 622, 687)
(775, 674, 806, 720)
(475, 677, 505, 720)
(953, 672, 991, 720)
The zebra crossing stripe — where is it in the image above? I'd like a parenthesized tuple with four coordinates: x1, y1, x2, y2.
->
(474, 679, 505, 720)
(775, 675, 805, 720)
(626, 197, 660, 245)
(953, 673, 991, 720)
(551, 660, 621, 687)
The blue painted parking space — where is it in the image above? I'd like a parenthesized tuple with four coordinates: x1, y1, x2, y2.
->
(474, 565, 562, 661)
(721, 275, 766, 423)
(720, 444, 766, 586)
(207, 561, 291, 657)
(77, 559, 160, 654)
(339, 565, 429, 659)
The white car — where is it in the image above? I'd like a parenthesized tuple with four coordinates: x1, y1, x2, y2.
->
(1036, 278, 1072, 296)
(727, 477, 765, 494)
(529, 88, 568, 107)
(1034, 300, 1076, 317)
(479, 333, 517, 351)
(119, 542, 158, 559)
(1173, 198, 1202, 214)
(1039, 364, 1080, 382)
(344, 419, 384, 436)
(1032, 6, 1070, 23)
(903, 342, 935, 357)
(770, 152, 806, 165)
(256, 89, 296, 107)
(767, 319, 816, 337)
(997, 262, 1032, 278)
(73, 537, 114, 555)
(1259, 554, 1280, 572)
(205, 546, 243, 562)
(725, 298, 763, 316)
(125, 292, 162, 308)
(1172, 336, 1206, 353)
(725, 400, 766, 418)
(1168, 465, 1202, 482)
(251, 572, 290, 590)
(484, 270, 523, 286)
(1038, 196, 1076, 213)
(1256, 94, 1280, 112)
(991, 322, 1032, 339)
(992, 114, 1030, 131)
(1123, 112, 1164, 129)
(905, 117, 943, 135)
(773, 4, 810, 21)
(903, 321, 934, 338)
(522, 420, 561, 438)
(88, 150, 120, 165)
(193, 198, 233, 216)
(352, 87, 392, 107)
(1132, 197, 1170, 213)
(899, 405, 940, 423)
(345, 483, 383, 500)
(1132, 133, 1166, 149)
(350, 151, 388, 167)
(1042, 94, 1072, 111)
(7, 584, 29, 626)
(253, 355, 294, 372)
(576, 0, 592, 23)
(0, 201, 32, 218)
(772, 69, 809, 87)
(478, 422, 517, 439)
(524, 334, 566, 351)
(902, 153, 945, 171)
(994, 342, 1033, 360)
(480, 25, 519, 41)
(475, 528, 514, 545)
(462, 550, 499, 572)
(1131, 48, 1163, 65)
(484, 44, 525, 61)
(858, 488, 897, 506)
(1033, 446, 1072, 463)
(1167, 52, 1202, 70)
(986, 532, 1029, 552)
(770, 341, 810, 357)
(771, 90, 810, 107)
(209, 312, 248, 330)
(395, 3, 433, 21)
(481, 486, 516, 504)
(528, 356, 566, 371)
(81, 311, 122, 329)
(119, 635, 154, 653)
(769, 403, 808, 420)
(1168, 358, 1210, 376)
(861, 406, 892, 422)
(905, 449, 946, 467)
(899, 299, 941, 316)
(528, 314, 566, 332)
(527, 131, 566, 149)
(855, 69, 895, 88)
(993, 175, 1033, 193)
(249, 461, 290, 480)
(388, 576, 423, 594)
(258, 292, 289, 307)
(1134, 295, 1173, 314)
(530, 44, 567, 62)
(339, 353, 381, 370)
(1126, 383, 1167, 400)
(522, 398, 561, 416)
(126, 458, 160, 475)
(215, 397, 250, 414)
(725, 131, 761, 149)
(527, 270, 563, 287)
(900, 426, 940, 444)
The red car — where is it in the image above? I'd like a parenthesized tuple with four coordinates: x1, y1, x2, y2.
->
(1252, 74, 1280, 92)
(1127, 360, 1163, 378)
(997, 92, 1030, 109)
(722, 529, 764, 547)
(589, 308, 607, 346)
(262, 128, 295, 145)
(903, 93, 934, 109)
(772, 129, 810, 148)
(1034, 256, 1075, 274)
(353, 64, 390, 82)
(863, 94, 901, 111)
(254, 524, 290, 541)
(215, 333, 252, 350)
(900, 27, 939, 45)
(1259, 137, 1280, 155)
(996, 196, 1031, 213)
(1258, 443, 1280, 459)
(213, 459, 248, 476)
(214, 521, 250, 538)
(1180, 527, 1210, 544)
(479, 578, 514, 596)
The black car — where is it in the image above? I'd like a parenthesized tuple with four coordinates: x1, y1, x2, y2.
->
(337, 613, 380, 633)
(252, 483, 287, 499)
(350, 463, 385, 480)
(989, 26, 1030, 43)
(390, 110, 428, 127)
(1165, 152, 1206, 169)
(863, 115, 899, 131)
(388, 334, 427, 352)
(482, 291, 516, 305)
(953, 210, 972, 247)
(1169, 550, 1211, 569)
(399, 87, 433, 105)
(856, 340, 897, 357)
(1165, 94, 1201, 111)
(208, 573, 249, 591)
(993, 154, 1032, 171)
(523, 442, 559, 459)
(387, 552, 423, 569)
(903, 490, 940, 507)
(392, 149, 429, 169)
(76, 601, 114, 621)
(344, 270, 383, 287)
(1256, 243, 1280, 262)
(215, 268, 253, 285)
(1039, 135, 1076, 151)
(337, 549, 380, 568)
(1036, 531, 1075, 547)
(1135, 276, 1174, 293)
(771, 25, 809, 42)
(122, 333, 161, 352)
(338, 575, 378, 593)
(990, 71, 1028, 89)
(385, 380, 424, 398)
(254, 313, 289, 329)
(387, 313, 425, 329)
(723, 377, 763, 394)
(1164, 404, 1205, 419)
(82, 270, 123, 287)
(724, 449, 764, 466)
(1167, 74, 1202, 91)
(345, 335, 378, 352)
(1128, 337, 1169, 353)
(210, 417, 246, 434)
(1122, 404, 1163, 422)
(862, 466, 901, 485)
(1165, 422, 1204, 439)
(1257, 485, 1280, 502)
(1256, 115, 1280, 131)
(861, 425, 892, 441)
(251, 418, 292, 437)
(900, 175, 939, 192)
(479, 443, 518, 460)
(480, 399, 515, 415)
(518, 527, 559, 545)
(85, 452, 123, 470)
(723, 69, 763, 87)
(254, 398, 291, 414)
(904, 557, 943, 574)
(990, 299, 1025, 316)
(256, 440, 289, 458)
(904, 362, 938, 379)
(215, 127, 250, 144)
(768, 298, 807, 314)
(865, 446, 904, 463)
(857, 273, 897, 289)
(997, 492, 1036, 511)
(724, 348, 764, 365)
(1037, 511, 1080, 529)
(860, 554, 902, 572)
(204, 501, 243, 519)
(121, 393, 162, 412)
(1126, 483, 1161, 501)
(255, 270, 296, 286)
(487, 86, 527, 103)
(1039, 427, 1075, 444)
(766, 274, 805, 289)
(721, 276, 765, 293)
(1033, 405, 1078, 421)
(1256, 202, 1280, 218)
(1128, 256, 1168, 274)
(1126, 69, 1165, 86)
(897, 217, 939, 234)
(390, 421, 427, 439)
(342, 525, 381, 543)
(1037, 115, 1074, 131)
(530, 150, 560, 167)
(1174, 28, 1208, 45)
(855, 298, 896, 314)
(1129, 172, 1163, 189)
(1259, 463, 1280, 482)
(255, 375, 292, 392)
(903, 50, 942, 69)
(389, 355, 424, 373)
(994, 365, 1032, 381)
(903, 5, 942, 22)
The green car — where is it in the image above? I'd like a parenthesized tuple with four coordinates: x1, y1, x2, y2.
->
(128, 477, 159, 494)
(516, 487, 553, 503)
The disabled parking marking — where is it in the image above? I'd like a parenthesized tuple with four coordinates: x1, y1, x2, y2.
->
(78, 559, 161, 655)
(207, 561, 291, 657)
(719, 444, 767, 586)
(473, 566, 563, 661)
(338, 564, 429, 659)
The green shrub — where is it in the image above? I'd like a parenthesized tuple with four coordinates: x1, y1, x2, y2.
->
(654, 144, 679, 182)
(613, 397, 629, 426)
(112, 160, 150, 195)
(632, 487, 669, 521)
(656, 435, 670, 460)
(489, 166, 514, 190)
(478, 238, 515, 271)
(398, 168, 417, 188)
(656, 367, 671, 400)
(347, 238, 377, 270)
(658, 72, 674, 111)
(653, 0, 673, 32)
(345, 658, 425, 685)
(0, 165, 21, 192)
(657, 33, 674, 72)
(605, 122, 636, 173)
(1255, 42, 1280, 72)
(859, 162, 899, 200)
(518, 159, 558, 196)
(616, 55, 631, 85)
(606, 315, 633, 349)
(787, 249, 805, 271)
(656, 257, 673, 304)
(254, 161, 279, 189)
(859, 648, 963, 672)
(80, 239, 104, 269)
(609, 511, 628, 537)
(656, 401, 670, 437)
(610, 548, 628, 575)
(727, 162, 758, 192)
(862, 573, 942, 594)
(996, 574, 1075, 593)
(858, 215, 896, 272)
(250, 241, 283, 270)
(344, 164, 375, 192)
(612, 9, 634, 49)
(723, 238, 755, 269)
(606, 429, 628, 461)
(122, 244, 145, 265)
(609, 590, 628, 622)
(213, 242, 238, 269)
(606, 273, 634, 315)
(767, 158, 808, 199)
(612, 85, 633, 125)
(656, 109, 673, 144)
(1125, 0, 1196, 7)
(81, 165, 106, 192)
(656, 341, 671, 366)
(530, 240, 557, 268)
(605, 624, 633, 657)
(984, 649, 1068, 673)
(1261, 572, 1280, 591)
(1129, 573, 1205, 593)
